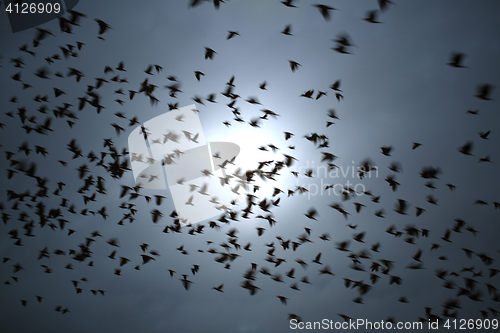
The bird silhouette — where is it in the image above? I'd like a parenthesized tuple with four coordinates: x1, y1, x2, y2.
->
(448, 52, 467, 68)
(475, 84, 494, 100)
(281, 0, 297, 8)
(227, 31, 239, 40)
(289, 60, 301, 72)
(204, 47, 217, 60)
(364, 10, 381, 23)
(281, 25, 293, 36)
(313, 4, 336, 21)
(94, 19, 112, 35)
(458, 141, 473, 155)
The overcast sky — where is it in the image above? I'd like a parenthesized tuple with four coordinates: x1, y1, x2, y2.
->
(1, 1, 500, 332)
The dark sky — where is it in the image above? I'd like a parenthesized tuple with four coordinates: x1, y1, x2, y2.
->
(1, 1, 500, 332)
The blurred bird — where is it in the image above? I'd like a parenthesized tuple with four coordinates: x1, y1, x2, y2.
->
(313, 4, 336, 21)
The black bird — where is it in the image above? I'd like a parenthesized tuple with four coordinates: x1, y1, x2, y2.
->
(277, 295, 288, 305)
(111, 123, 125, 136)
(289, 60, 300, 72)
(68, 10, 87, 25)
(389, 162, 402, 173)
(377, 0, 393, 11)
(420, 166, 440, 179)
(213, 284, 224, 292)
(180, 275, 192, 290)
(34, 67, 50, 79)
(458, 141, 473, 155)
(53, 88, 66, 98)
(381, 146, 392, 156)
(301, 90, 314, 98)
(475, 84, 493, 100)
(304, 207, 318, 220)
(448, 52, 467, 68)
(34, 28, 54, 43)
(116, 62, 126, 72)
(412, 250, 422, 262)
(332, 45, 351, 55)
(58, 17, 73, 33)
(385, 175, 400, 191)
(416, 207, 425, 216)
(204, 47, 217, 60)
(313, 4, 336, 21)
(479, 130, 490, 139)
(412, 142, 422, 150)
(281, 25, 293, 36)
(95, 19, 112, 35)
(364, 10, 381, 23)
(10, 57, 25, 68)
(394, 199, 408, 215)
(227, 31, 239, 40)
(189, 0, 205, 7)
(333, 33, 355, 47)
(281, 0, 297, 8)
(330, 80, 341, 92)
(441, 229, 452, 242)
(353, 232, 365, 243)
(194, 71, 204, 81)
(11, 72, 22, 82)
(312, 253, 322, 264)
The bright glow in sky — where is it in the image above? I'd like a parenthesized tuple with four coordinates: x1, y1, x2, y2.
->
(1, 1, 500, 332)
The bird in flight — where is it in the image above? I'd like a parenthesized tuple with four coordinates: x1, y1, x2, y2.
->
(448, 52, 467, 68)
(458, 141, 473, 155)
(475, 84, 494, 100)
(313, 4, 336, 21)
(289, 60, 301, 72)
(281, 0, 297, 8)
(363, 10, 381, 23)
(94, 19, 112, 36)
(204, 47, 217, 60)
(227, 31, 240, 40)
(281, 25, 293, 36)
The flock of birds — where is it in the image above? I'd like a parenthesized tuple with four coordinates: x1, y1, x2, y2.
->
(0, 0, 499, 328)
